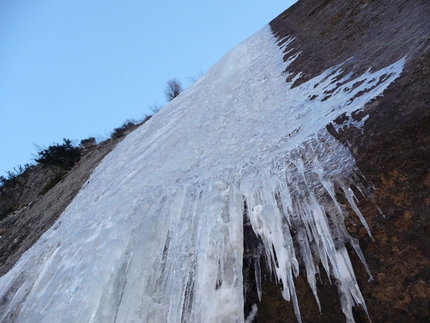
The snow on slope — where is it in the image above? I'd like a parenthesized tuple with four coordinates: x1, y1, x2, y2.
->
(0, 25, 404, 323)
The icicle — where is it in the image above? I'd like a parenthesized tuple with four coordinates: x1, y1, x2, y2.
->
(245, 304, 258, 323)
(253, 256, 262, 301)
(240, 127, 382, 323)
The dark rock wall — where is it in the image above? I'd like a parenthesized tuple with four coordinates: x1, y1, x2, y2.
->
(258, 0, 430, 322)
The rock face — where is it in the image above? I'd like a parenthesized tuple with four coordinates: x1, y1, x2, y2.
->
(0, 139, 120, 276)
(0, 165, 55, 220)
(252, 0, 429, 322)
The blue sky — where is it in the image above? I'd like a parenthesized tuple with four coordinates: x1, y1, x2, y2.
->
(0, 0, 296, 176)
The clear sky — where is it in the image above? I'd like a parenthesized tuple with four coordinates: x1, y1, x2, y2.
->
(0, 0, 296, 176)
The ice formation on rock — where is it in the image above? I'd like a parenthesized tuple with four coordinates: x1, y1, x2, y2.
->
(0, 25, 404, 323)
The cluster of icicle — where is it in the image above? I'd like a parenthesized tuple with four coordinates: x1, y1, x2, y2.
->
(241, 129, 375, 322)
(0, 25, 404, 323)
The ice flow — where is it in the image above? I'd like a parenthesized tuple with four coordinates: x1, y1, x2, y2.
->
(0, 25, 404, 323)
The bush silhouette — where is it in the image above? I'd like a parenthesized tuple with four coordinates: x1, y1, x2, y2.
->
(0, 164, 32, 189)
(79, 137, 96, 148)
(165, 78, 183, 101)
(35, 139, 81, 169)
(111, 121, 138, 139)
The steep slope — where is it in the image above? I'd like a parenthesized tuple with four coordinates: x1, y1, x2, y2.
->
(258, 0, 429, 322)
(0, 1, 428, 323)
(0, 139, 121, 276)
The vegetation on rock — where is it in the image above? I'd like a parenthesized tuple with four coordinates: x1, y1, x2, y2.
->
(35, 138, 81, 170)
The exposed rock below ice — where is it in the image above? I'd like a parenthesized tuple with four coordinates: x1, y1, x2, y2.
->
(256, 0, 430, 322)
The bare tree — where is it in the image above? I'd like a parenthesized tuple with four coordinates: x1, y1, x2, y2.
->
(149, 104, 162, 114)
(165, 78, 183, 101)
(187, 70, 205, 85)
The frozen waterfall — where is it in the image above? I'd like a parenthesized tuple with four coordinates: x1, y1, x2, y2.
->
(0, 25, 404, 323)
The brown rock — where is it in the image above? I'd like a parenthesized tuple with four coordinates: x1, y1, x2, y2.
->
(0, 139, 121, 276)
(250, 0, 430, 322)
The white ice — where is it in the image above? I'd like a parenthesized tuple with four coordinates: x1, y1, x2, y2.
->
(0, 25, 404, 323)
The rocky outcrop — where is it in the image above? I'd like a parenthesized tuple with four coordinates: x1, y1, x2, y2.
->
(0, 139, 121, 276)
(0, 165, 55, 220)
(0, 117, 148, 277)
(251, 0, 429, 322)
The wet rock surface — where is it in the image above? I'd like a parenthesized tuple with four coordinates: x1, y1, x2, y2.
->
(250, 0, 429, 322)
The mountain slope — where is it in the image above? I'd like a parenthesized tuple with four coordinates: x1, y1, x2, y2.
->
(0, 1, 429, 322)
(0, 139, 122, 276)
